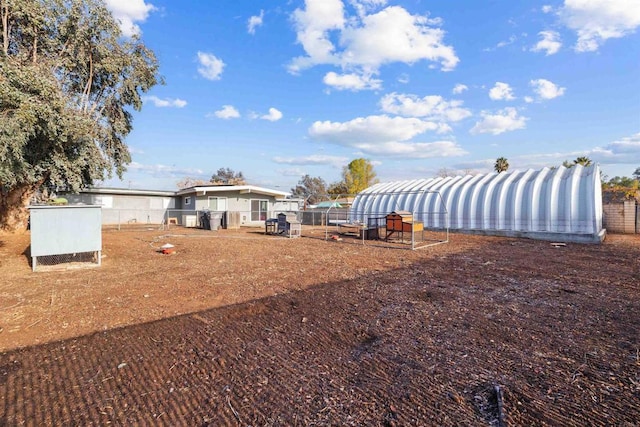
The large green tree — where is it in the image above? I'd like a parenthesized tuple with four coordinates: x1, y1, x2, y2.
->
(343, 158, 378, 195)
(0, 0, 160, 230)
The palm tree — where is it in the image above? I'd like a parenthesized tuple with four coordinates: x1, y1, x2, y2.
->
(574, 156, 592, 167)
(494, 157, 509, 173)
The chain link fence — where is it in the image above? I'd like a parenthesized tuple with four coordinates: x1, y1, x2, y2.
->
(298, 208, 449, 250)
(32, 251, 101, 272)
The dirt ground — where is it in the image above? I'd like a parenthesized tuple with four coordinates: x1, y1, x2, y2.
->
(0, 227, 639, 425)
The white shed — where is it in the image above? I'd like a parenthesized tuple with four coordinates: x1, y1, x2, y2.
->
(351, 165, 604, 243)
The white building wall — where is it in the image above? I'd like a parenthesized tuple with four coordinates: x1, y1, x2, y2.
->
(351, 165, 604, 242)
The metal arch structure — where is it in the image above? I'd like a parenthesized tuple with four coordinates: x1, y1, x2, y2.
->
(351, 164, 605, 244)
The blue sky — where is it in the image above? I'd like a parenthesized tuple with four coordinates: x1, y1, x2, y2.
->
(102, 0, 640, 192)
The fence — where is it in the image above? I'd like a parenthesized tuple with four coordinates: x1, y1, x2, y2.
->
(299, 207, 449, 250)
(101, 208, 168, 230)
(603, 201, 638, 234)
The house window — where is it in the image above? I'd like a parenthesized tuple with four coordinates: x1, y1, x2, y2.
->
(251, 199, 268, 221)
(184, 196, 191, 207)
(208, 197, 227, 211)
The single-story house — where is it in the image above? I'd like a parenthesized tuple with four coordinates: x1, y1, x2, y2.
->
(60, 185, 300, 228)
(176, 185, 298, 227)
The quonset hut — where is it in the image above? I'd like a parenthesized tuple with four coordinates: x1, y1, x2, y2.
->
(350, 164, 605, 243)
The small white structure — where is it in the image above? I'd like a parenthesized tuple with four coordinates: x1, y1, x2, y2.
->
(351, 165, 604, 243)
(29, 205, 102, 271)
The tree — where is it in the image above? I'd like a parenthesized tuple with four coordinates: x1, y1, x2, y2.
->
(494, 157, 509, 173)
(0, 0, 161, 231)
(176, 177, 210, 189)
(574, 156, 592, 166)
(290, 175, 327, 205)
(436, 168, 456, 178)
(632, 167, 640, 181)
(602, 175, 639, 201)
(604, 176, 639, 189)
(343, 158, 378, 194)
(211, 167, 245, 185)
(327, 181, 348, 196)
(563, 156, 593, 168)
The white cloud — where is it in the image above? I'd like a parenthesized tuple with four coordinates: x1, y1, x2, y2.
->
(456, 133, 640, 171)
(530, 78, 566, 100)
(590, 132, 640, 163)
(128, 162, 205, 177)
(289, 2, 458, 89)
(277, 167, 307, 177)
(483, 35, 516, 51)
(323, 71, 382, 91)
(212, 105, 240, 119)
(379, 92, 471, 122)
(559, 0, 640, 52)
(349, 0, 388, 17)
(340, 6, 458, 70)
(310, 115, 442, 144)
(248, 10, 264, 34)
(289, 0, 345, 73)
(531, 30, 562, 55)
(524, 96, 534, 103)
(272, 154, 349, 166)
(308, 115, 465, 158)
(470, 108, 528, 135)
(128, 146, 145, 155)
(351, 140, 467, 158)
(452, 83, 468, 94)
(197, 52, 225, 81)
(142, 96, 187, 108)
(104, 0, 156, 37)
(261, 108, 283, 122)
(541, 5, 554, 13)
(489, 82, 515, 101)
(397, 73, 410, 84)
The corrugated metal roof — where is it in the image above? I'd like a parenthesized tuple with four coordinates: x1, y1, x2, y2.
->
(351, 165, 603, 240)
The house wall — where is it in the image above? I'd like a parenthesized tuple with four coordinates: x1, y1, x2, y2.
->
(64, 193, 178, 224)
(182, 195, 196, 210)
(603, 201, 637, 233)
(192, 192, 281, 226)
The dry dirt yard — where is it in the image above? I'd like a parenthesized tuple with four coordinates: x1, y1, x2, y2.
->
(0, 227, 639, 426)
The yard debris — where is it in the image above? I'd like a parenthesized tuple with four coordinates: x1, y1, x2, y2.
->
(160, 243, 176, 255)
(550, 242, 566, 248)
(117, 362, 127, 369)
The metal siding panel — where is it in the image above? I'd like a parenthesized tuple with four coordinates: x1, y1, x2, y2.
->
(352, 164, 603, 238)
(30, 206, 102, 256)
(468, 173, 495, 230)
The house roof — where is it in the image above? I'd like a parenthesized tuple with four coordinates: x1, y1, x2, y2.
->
(176, 185, 290, 198)
(71, 187, 177, 197)
(316, 201, 343, 208)
(64, 185, 291, 199)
